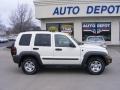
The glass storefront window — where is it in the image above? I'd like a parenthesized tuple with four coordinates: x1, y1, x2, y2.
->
(46, 23, 59, 32)
(46, 23, 74, 36)
(60, 23, 74, 35)
(82, 22, 111, 41)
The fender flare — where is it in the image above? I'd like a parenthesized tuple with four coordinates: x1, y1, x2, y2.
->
(18, 51, 42, 67)
(81, 51, 107, 67)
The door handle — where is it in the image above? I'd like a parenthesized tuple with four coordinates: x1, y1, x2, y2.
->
(55, 48, 62, 51)
(33, 48, 39, 50)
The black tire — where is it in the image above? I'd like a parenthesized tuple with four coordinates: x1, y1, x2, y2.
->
(87, 57, 105, 75)
(21, 57, 39, 75)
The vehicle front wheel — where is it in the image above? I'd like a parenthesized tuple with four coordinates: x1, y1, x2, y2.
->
(21, 57, 39, 75)
(87, 57, 105, 75)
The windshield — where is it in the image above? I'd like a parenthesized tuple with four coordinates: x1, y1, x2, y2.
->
(96, 37, 104, 41)
(87, 36, 104, 42)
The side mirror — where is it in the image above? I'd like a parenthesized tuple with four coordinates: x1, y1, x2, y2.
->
(79, 42, 84, 45)
(69, 43, 76, 48)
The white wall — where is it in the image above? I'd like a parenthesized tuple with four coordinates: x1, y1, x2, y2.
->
(111, 19, 119, 45)
(40, 17, 120, 45)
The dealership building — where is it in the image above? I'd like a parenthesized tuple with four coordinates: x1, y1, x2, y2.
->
(34, 0, 120, 45)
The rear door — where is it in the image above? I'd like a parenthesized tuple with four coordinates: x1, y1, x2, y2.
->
(33, 33, 54, 64)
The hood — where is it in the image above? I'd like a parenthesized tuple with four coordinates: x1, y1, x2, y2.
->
(80, 44, 108, 54)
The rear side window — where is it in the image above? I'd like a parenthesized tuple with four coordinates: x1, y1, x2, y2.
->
(34, 34, 51, 46)
(19, 34, 31, 46)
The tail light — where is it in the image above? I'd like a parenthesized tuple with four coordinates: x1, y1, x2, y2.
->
(11, 47, 17, 55)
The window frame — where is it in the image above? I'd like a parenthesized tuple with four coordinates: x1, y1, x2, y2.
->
(54, 34, 75, 47)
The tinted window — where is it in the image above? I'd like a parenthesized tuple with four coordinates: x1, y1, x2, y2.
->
(34, 34, 51, 46)
(55, 34, 74, 47)
(19, 34, 31, 46)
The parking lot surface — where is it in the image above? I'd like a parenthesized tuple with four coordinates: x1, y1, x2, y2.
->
(0, 46, 120, 90)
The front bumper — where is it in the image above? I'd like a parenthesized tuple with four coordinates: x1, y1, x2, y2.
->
(105, 55, 112, 65)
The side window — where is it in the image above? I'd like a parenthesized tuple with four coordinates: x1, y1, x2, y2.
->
(19, 34, 31, 46)
(55, 34, 74, 47)
(34, 34, 51, 46)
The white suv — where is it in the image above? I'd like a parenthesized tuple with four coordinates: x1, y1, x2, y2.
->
(11, 31, 112, 75)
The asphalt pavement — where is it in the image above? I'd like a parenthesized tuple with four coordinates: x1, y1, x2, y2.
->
(0, 46, 120, 90)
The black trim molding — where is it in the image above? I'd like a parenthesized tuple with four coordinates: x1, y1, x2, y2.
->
(42, 58, 79, 60)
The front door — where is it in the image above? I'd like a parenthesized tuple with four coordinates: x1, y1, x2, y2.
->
(53, 34, 80, 64)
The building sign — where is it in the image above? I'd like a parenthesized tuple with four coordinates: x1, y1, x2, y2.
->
(53, 6, 80, 15)
(36, 3, 120, 18)
(87, 5, 120, 14)
(82, 22, 111, 41)
(53, 5, 120, 16)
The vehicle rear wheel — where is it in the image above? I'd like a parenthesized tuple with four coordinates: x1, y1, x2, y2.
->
(21, 57, 39, 75)
(87, 57, 105, 75)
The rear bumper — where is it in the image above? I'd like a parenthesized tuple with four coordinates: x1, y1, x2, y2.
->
(105, 55, 112, 65)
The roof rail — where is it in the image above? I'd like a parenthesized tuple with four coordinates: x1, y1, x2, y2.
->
(27, 30, 49, 32)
